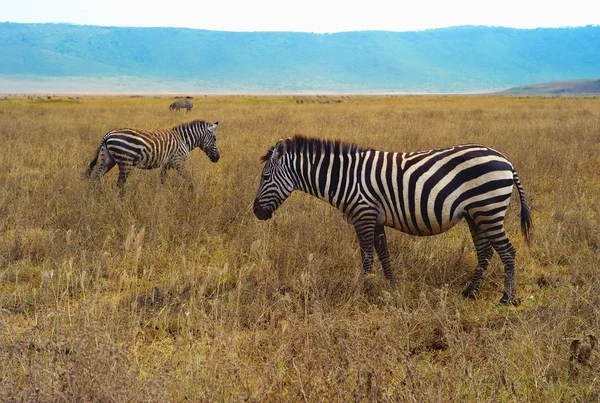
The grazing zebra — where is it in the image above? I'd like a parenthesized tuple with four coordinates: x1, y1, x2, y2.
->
(169, 99, 193, 112)
(253, 135, 532, 305)
(86, 120, 219, 189)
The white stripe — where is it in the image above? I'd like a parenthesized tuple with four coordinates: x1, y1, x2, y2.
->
(315, 149, 326, 199)
(324, 151, 335, 202)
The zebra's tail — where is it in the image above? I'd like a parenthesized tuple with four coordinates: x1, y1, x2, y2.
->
(512, 168, 532, 246)
(86, 138, 105, 178)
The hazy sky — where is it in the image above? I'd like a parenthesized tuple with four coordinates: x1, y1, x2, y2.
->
(2, 0, 598, 33)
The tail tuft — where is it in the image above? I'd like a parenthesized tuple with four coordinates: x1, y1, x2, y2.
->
(513, 169, 532, 246)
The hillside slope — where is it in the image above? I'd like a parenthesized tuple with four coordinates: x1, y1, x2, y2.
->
(493, 78, 600, 95)
(1, 23, 599, 92)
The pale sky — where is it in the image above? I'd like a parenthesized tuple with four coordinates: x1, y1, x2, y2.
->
(1, 0, 598, 33)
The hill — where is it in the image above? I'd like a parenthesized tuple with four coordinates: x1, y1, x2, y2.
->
(1, 23, 599, 93)
(493, 78, 600, 95)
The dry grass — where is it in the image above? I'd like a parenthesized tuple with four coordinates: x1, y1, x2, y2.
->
(0, 95, 599, 401)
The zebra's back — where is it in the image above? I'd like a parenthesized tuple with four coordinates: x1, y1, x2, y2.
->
(169, 99, 193, 111)
(361, 144, 514, 236)
(104, 128, 186, 169)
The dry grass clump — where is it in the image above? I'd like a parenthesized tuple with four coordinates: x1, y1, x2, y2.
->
(0, 95, 599, 401)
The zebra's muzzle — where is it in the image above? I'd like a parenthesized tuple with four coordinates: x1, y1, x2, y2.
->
(209, 154, 220, 163)
(253, 199, 272, 220)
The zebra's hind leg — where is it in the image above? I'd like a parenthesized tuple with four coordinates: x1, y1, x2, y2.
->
(474, 216, 519, 305)
(374, 225, 394, 282)
(91, 150, 116, 180)
(116, 164, 132, 191)
(353, 219, 377, 276)
(491, 236, 517, 305)
(462, 216, 494, 300)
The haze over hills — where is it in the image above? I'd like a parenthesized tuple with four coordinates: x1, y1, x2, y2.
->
(493, 78, 600, 95)
(1, 22, 599, 94)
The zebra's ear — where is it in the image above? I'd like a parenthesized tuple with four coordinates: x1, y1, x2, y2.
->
(273, 139, 286, 162)
(209, 122, 219, 131)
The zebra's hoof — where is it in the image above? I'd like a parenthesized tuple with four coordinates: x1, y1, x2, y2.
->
(461, 287, 479, 300)
(498, 294, 521, 306)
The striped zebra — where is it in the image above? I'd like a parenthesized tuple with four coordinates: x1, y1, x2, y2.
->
(86, 120, 219, 189)
(253, 136, 532, 305)
(169, 99, 193, 112)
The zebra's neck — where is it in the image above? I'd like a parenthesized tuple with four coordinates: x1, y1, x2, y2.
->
(284, 146, 364, 211)
(174, 123, 201, 151)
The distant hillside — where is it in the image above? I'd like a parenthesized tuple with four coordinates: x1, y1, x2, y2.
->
(1, 23, 599, 93)
(493, 78, 600, 95)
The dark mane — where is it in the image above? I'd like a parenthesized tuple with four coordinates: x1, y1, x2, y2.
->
(260, 134, 369, 162)
(172, 119, 207, 131)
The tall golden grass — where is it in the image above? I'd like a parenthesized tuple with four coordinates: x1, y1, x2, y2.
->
(0, 95, 598, 401)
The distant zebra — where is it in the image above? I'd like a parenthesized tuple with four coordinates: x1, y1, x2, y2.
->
(170, 99, 193, 112)
(86, 120, 219, 189)
(253, 136, 532, 305)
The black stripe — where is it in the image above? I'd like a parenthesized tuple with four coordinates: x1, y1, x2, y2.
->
(318, 148, 330, 198)
(434, 160, 512, 227)
(364, 152, 383, 205)
(418, 148, 491, 233)
(448, 178, 513, 221)
(337, 148, 349, 209)
(396, 154, 410, 233)
(329, 142, 341, 202)
(386, 153, 403, 230)
(472, 205, 508, 221)
(342, 154, 358, 212)
(106, 139, 141, 154)
(308, 140, 321, 197)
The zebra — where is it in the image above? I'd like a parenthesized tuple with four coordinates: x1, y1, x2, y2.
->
(86, 120, 219, 189)
(169, 99, 193, 112)
(253, 135, 532, 305)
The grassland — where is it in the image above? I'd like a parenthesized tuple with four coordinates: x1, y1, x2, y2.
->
(0, 95, 598, 401)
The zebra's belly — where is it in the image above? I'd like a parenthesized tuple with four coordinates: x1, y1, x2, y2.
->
(383, 209, 464, 236)
(136, 161, 164, 170)
(134, 154, 171, 170)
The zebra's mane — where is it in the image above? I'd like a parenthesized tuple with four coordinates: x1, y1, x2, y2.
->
(260, 135, 369, 162)
(172, 120, 208, 131)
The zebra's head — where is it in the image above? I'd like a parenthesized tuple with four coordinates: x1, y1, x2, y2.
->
(254, 139, 295, 221)
(200, 121, 220, 163)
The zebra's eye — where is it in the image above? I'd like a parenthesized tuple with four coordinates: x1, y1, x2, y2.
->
(262, 173, 270, 181)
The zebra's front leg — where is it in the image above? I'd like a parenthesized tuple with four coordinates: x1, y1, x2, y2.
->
(374, 225, 394, 282)
(160, 165, 169, 184)
(174, 164, 195, 190)
(353, 219, 377, 275)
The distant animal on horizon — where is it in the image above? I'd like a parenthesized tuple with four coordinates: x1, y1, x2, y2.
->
(86, 120, 219, 190)
(170, 99, 193, 112)
(253, 136, 532, 305)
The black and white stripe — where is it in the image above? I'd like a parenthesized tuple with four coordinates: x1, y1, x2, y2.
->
(86, 120, 219, 189)
(253, 136, 532, 304)
(169, 99, 193, 112)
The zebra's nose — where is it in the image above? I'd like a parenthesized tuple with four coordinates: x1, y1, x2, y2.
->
(210, 154, 220, 163)
(253, 199, 272, 220)
(253, 198, 261, 215)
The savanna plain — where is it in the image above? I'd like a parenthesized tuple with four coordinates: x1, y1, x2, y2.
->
(0, 95, 599, 402)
